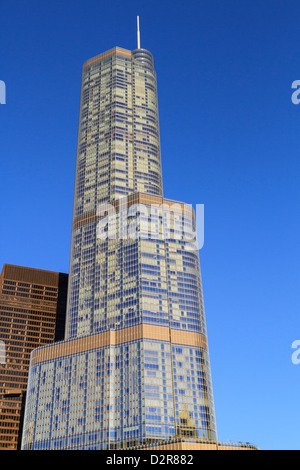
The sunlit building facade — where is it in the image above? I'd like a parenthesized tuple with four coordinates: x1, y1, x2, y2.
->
(21, 45, 218, 450)
(0, 264, 67, 449)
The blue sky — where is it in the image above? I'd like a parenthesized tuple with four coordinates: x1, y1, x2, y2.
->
(1, 0, 299, 450)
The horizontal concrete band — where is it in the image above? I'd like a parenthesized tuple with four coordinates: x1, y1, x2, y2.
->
(72, 193, 195, 231)
(30, 324, 208, 365)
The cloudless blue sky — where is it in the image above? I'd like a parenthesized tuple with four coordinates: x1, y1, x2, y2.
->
(1, 0, 299, 450)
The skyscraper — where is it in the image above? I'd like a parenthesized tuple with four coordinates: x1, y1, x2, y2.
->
(0, 264, 68, 449)
(20, 24, 244, 451)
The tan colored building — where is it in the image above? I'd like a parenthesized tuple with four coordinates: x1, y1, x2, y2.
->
(131, 439, 258, 450)
(0, 264, 68, 449)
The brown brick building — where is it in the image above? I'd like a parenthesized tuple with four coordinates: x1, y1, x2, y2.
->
(0, 264, 68, 450)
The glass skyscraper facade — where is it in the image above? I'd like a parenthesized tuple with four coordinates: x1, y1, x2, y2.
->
(21, 45, 217, 450)
(65, 47, 163, 340)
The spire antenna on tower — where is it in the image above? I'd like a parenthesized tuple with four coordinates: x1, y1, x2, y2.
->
(137, 16, 141, 49)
